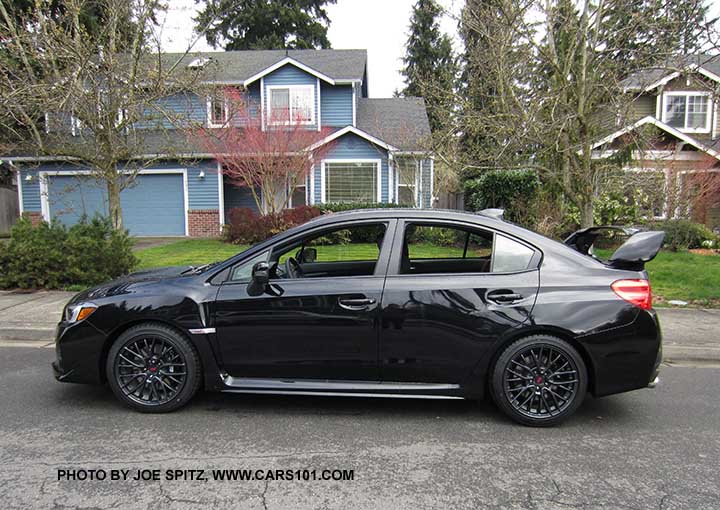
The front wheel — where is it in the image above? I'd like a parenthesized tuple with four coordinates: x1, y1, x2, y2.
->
(106, 324, 201, 413)
(491, 335, 587, 427)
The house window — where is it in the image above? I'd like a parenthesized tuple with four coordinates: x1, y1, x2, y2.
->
(268, 85, 314, 125)
(662, 92, 711, 132)
(323, 161, 379, 203)
(207, 92, 228, 127)
(397, 159, 418, 206)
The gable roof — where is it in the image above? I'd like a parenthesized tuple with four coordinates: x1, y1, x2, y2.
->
(621, 54, 720, 92)
(163, 49, 367, 85)
(356, 97, 431, 151)
(591, 115, 720, 160)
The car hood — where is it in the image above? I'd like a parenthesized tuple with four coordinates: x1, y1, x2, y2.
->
(69, 266, 193, 303)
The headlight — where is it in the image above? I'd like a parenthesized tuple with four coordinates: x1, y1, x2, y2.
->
(65, 302, 98, 323)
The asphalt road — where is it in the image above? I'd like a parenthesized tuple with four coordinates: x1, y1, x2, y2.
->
(1, 345, 719, 509)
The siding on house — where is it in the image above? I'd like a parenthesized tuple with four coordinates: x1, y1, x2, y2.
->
(263, 64, 319, 128)
(320, 83, 353, 127)
(136, 92, 206, 129)
(420, 159, 433, 208)
(312, 132, 389, 204)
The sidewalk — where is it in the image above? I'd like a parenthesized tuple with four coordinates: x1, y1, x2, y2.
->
(1, 290, 719, 363)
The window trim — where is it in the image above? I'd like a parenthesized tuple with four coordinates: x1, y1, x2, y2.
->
(320, 158, 382, 204)
(206, 92, 229, 128)
(661, 91, 712, 133)
(395, 158, 420, 207)
(386, 219, 541, 277)
(266, 84, 316, 126)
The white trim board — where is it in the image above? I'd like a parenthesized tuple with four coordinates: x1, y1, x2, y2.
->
(306, 125, 398, 152)
(38, 168, 190, 236)
(244, 57, 336, 87)
(589, 115, 720, 160)
(216, 161, 225, 228)
(320, 158, 382, 203)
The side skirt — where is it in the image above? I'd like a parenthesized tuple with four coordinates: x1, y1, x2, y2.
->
(220, 376, 465, 400)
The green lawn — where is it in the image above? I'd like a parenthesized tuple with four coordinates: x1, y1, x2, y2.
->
(135, 239, 720, 307)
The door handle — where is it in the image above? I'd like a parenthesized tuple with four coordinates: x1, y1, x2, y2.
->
(486, 291, 524, 304)
(338, 298, 377, 311)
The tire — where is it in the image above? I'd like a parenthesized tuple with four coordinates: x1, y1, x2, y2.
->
(106, 323, 201, 413)
(490, 335, 587, 427)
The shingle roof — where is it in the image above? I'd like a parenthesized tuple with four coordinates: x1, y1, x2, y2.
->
(356, 97, 431, 151)
(621, 54, 720, 90)
(162, 49, 367, 84)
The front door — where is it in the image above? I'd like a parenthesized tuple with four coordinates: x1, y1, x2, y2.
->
(380, 220, 540, 383)
(214, 220, 395, 381)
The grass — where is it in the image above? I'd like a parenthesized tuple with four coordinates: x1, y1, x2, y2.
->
(135, 239, 720, 307)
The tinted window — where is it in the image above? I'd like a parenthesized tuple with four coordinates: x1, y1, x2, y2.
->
(229, 250, 269, 282)
(492, 235, 534, 272)
(402, 224, 493, 274)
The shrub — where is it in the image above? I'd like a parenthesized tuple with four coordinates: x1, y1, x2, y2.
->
(463, 170, 540, 226)
(0, 216, 138, 289)
(650, 219, 718, 251)
(317, 202, 403, 213)
(224, 206, 323, 244)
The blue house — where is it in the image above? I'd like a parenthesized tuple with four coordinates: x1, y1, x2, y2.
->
(11, 50, 434, 237)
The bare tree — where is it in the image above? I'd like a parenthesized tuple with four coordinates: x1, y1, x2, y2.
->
(0, 0, 208, 230)
(433, 0, 717, 227)
(193, 88, 336, 220)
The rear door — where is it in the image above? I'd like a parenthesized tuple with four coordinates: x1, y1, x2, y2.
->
(379, 220, 540, 383)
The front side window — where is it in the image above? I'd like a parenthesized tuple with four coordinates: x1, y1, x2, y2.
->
(663, 93, 711, 132)
(230, 250, 270, 282)
(268, 86, 314, 125)
(274, 223, 387, 278)
(397, 159, 418, 206)
(324, 161, 378, 203)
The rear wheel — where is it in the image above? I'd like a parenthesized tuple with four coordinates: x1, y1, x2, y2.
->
(106, 324, 201, 413)
(491, 335, 587, 427)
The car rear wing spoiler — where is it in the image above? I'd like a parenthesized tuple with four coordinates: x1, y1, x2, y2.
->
(564, 227, 665, 271)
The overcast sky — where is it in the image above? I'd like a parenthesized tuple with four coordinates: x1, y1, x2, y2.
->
(156, 0, 463, 98)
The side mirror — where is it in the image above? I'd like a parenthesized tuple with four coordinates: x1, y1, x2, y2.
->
(299, 247, 317, 263)
(247, 261, 270, 296)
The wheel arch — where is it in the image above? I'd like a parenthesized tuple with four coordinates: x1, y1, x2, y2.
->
(471, 326, 598, 398)
(99, 319, 221, 390)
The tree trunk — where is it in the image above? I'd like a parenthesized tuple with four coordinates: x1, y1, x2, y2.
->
(579, 200, 594, 228)
(107, 179, 124, 231)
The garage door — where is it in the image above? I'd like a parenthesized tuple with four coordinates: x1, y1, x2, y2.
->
(47, 173, 186, 236)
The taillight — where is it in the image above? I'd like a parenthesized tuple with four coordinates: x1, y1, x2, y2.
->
(611, 279, 652, 310)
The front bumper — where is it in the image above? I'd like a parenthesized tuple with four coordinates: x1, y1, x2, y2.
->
(52, 319, 107, 384)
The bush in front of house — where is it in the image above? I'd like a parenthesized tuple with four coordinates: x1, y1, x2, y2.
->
(224, 206, 323, 244)
(464, 170, 540, 227)
(650, 219, 718, 251)
(0, 216, 138, 289)
(316, 202, 404, 213)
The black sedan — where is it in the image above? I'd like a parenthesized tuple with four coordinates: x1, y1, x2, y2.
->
(53, 209, 664, 426)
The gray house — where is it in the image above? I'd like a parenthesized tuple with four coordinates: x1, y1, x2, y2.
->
(591, 54, 720, 228)
(11, 50, 433, 237)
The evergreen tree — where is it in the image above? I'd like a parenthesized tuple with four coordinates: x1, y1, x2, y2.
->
(194, 0, 336, 50)
(400, 0, 457, 133)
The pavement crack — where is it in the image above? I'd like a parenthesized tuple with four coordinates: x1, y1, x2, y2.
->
(260, 478, 270, 510)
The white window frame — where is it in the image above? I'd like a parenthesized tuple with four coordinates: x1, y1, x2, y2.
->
(320, 159, 382, 204)
(70, 114, 82, 136)
(661, 91, 712, 133)
(266, 84, 315, 126)
(206, 92, 229, 128)
(395, 158, 420, 207)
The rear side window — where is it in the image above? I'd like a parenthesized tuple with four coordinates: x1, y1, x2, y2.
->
(492, 235, 534, 272)
(401, 223, 535, 275)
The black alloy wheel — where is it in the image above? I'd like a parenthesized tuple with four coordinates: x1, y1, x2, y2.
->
(491, 335, 587, 427)
(107, 324, 201, 413)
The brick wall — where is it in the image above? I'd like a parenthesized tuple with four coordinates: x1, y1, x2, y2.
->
(188, 209, 221, 238)
(22, 211, 43, 226)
